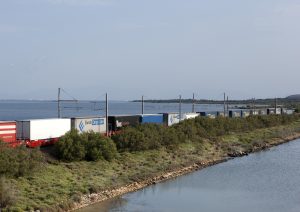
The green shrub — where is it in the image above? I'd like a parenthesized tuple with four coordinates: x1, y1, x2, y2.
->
(113, 124, 181, 152)
(0, 141, 44, 178)
(161, 127, 180, 149)
(54, 130, 117, 162)
(112, 114, 300, 152)
(0, 177, 18, 209)
(112, 127, 147, 152)
(54, 130, 86, 162)
(84, 132, 117, 161)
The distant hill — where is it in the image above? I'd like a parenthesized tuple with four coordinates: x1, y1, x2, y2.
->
(286, 95, 300, 100)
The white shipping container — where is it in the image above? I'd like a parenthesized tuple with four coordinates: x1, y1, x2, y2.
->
(167, 113, 180, 126)
(242, 111, 250, 117)
(206, 114, 216, 119)
(17, 119, 71, 140)
(182, 113, 199, 120)
(259, 109, 267, 115)
(285, 109, 295, 115)
(275, 108, 282, 115)
(71, 117, 106, 133)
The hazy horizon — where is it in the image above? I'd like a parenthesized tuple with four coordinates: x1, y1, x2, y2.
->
(0, 94, 296, 102)
(1, 0, 299, 100)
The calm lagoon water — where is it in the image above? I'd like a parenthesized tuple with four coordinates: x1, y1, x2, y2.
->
(78, 139, 300, 212)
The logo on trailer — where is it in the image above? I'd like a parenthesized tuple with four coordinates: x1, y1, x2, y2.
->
(79, 121, 85, 132)
(92, 119, 104, 125)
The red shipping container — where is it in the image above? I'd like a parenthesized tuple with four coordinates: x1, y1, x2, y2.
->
(0, 121, 17, 143)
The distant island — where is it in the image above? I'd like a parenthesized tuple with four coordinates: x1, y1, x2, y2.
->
(132, 95, 300, 108)
(286, 94, 300, 100)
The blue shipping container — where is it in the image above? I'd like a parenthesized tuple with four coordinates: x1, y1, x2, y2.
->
(140, 114, 164, 124)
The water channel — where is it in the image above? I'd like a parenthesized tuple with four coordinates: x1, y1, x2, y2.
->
(78, 139, 300, 212)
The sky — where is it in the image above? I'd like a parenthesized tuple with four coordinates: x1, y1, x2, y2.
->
(0, 0, 299, 100)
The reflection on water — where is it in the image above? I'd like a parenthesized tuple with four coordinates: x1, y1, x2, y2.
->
(79, 197, 128, 212)
(78, 139, 300, 212)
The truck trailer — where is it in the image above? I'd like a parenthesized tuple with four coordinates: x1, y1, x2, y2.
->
(0, 121, 17, 144)
(17, 118, 71, 147)
(71, 117, 106, 134)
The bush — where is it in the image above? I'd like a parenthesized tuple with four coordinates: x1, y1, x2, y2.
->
(112, 127, 147, 152)
(112, 114, 300, 152)
(0, 141, 44, 178)
(54, 130, 117, 162)
(112, 124, 180, 152)
(161, 127, 180, 149)
(83, 132, 117, 161)
(0, 177, 18, 209)
(294, 105, 300, 113)
(54, 130, 86, 162)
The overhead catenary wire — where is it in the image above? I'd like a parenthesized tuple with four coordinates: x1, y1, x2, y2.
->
(57, 87, 79, 118)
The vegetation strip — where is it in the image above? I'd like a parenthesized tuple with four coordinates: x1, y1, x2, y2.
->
(72, 132, 300, 211)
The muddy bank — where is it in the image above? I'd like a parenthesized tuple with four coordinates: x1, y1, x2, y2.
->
(71, 132, 300, 211)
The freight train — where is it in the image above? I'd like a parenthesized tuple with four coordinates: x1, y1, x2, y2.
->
(0, 108, 295, 147)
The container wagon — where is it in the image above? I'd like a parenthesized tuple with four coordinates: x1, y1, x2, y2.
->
(108, 115, 140, 131)
(182, 113, 199, 120)
(229, 111, 241, 118)
(241, 111, 250, 118)
(282, 109, 295, 115)
(162, 113, 180, 126)
(17, 118, 71, 147)
(258, 109, 267, 115)
(0, 121, 17, 145)
(71, 117, 106, 134)
(217, 112, 225, 117)
(198, 112, 207, 117)
(139, 114, 164, 125)
(197, 112, 218, 119)
(267, 108, 281, 115)
(250, 110, 259, 115)
(197, 112, 216, 119)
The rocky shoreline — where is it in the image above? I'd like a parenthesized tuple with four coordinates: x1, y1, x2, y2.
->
(71, 132, 300, 211)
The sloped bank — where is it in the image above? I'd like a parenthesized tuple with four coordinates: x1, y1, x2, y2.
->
(3, 116, 300, 211)
(72, 131, 300, 211)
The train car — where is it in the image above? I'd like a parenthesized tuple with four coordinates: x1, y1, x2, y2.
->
(197, 111, 217, 119)
(162, 113, 180, 126)
(182, 113, 199, 120)
(108, 115, 140, 131)
(0, 121, 17, 144)
(217, 112, 225, 117)
(17, 118, 71, 147)
(250, 110, 259, 116)
(241, 110, 250, 118)
(139, 114, 164, 125)
(229, 110, 241, 118)
(198, 112, 207, 117)
(267, 108, 281, 115)
(281, 108, 295, 115)
(71, 117, 106, 134)
(258, 109, 268, 115)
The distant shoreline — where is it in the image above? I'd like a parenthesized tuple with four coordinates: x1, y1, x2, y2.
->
(132, 98, 300, 106)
